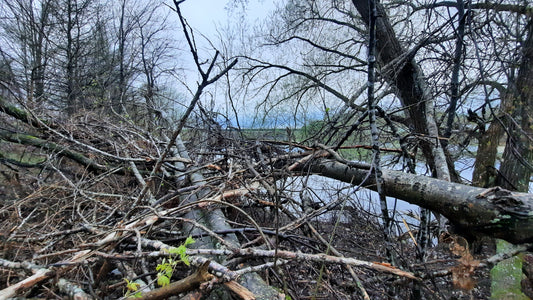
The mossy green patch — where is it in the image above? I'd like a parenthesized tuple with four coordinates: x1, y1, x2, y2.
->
(490, 239, 528, 300)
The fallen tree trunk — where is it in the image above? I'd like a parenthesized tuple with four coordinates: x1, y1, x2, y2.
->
(167, 135, 283, 299)
(307, 158, 533, 244)
(0, 128, 108, 173)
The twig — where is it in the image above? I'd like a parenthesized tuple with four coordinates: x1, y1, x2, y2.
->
(176, 217, 240, 252)
(234, 260, 289, 276)
(218, 248, 419, 280)
(0, 268, 54, 300)
(102, 248, 419, 280)
(306, 223, 370, 299)
(57, 278, 92, 300)
(223, 281, 255, 300)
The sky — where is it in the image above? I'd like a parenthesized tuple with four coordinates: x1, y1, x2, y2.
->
(172, 0, 284, 127)
(174, 1, 330, 128)
(179, 0, 278, 40)
(174, 0, 278, 88)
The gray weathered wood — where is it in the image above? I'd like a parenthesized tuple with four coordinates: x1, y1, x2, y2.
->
(308, 158, 533, 244)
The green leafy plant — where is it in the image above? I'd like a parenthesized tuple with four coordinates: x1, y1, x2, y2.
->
(156, 236, 195, 287)
(124, 278, 142, 298)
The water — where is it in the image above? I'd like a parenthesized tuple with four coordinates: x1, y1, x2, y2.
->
(279, 154, 480, 234)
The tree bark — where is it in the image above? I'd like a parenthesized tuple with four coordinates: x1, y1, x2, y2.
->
(351, 0, 451, 181)
(0, 268, 54, 300)
(135, 261, 213, 300)
(168, 135, 282, 299)
(0, 128, 107, 173)
(497, 18, 533, 192)
(306, 158, 533, 244)
(472, 119, 504, 188)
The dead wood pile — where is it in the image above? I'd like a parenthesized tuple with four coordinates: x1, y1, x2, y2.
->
(0, 105, 505, 299)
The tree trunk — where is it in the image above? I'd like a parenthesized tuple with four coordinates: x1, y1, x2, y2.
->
(472, 119, 504, 187)
(497, 18, 533, 192)
(167, 135, 282, 299)
(65, 0, 79, 115)
(351, 0, 450, 181)
(115, 0, 127, 114)
(306, 158, 533, 244)
(32, 0, 52, 103)
(471, 87, 512, 188)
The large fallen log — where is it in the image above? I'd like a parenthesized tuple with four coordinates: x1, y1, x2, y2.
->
(307, 158, 533, 244)
(166, 135, 283, 299)
(0, 128, 107, 173)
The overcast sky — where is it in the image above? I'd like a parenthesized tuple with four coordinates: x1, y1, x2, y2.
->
(174, 1, 284, 127)
(175, 1, 278, 90)
(179, 0, 278, 40)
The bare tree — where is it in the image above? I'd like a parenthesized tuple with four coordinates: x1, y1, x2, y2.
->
(0, 0, 54, 103)
(496, 17, 533, 192)
(2, 0, 533, 299)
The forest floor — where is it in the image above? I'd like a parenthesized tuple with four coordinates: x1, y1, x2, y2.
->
(240, 205, 495, 300)
(0, 112, 499, 299)
(0, 175, 495, 299)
